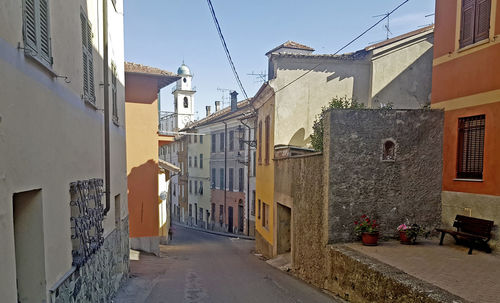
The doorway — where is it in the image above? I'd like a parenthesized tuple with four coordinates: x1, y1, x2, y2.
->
(228, 206, 233, 233)
(13, 189, 47, 303)
(238, 199, 244, 233)
(277, 203, 291, 254)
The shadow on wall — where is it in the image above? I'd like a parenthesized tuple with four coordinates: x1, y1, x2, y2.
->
(127, 159, 159, 238)
(372, 47, 434, 109)
(288, 128, 310, 147)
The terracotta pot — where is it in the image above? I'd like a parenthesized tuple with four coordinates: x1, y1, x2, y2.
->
(361, 232, 379, 246)
(399, 231, 412, 244)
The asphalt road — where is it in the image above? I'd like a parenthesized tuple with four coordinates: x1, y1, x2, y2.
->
(114, 225, 340, 303)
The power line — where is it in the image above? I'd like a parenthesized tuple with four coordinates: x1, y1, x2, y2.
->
(206, 0, 249, 100)
(275, 0, 411, 94)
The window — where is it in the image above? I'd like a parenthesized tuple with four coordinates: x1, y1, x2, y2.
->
(262, 202, 269, 229)
(457, 115, 485, 179)
(258, 121, 262, 164)
(229, 131, 234, 151)
(194, 135, 197, 143)
(189, 204, 192, 217)
(220, 133, 225, 152)
(194, 156, 197, 168)
(183, 97, 189, 108)
(228, 168, 234, 191)
(199, 181, 203, 195)
(265, 116, 270, 165)
(189, 156, 192, 167)
(189, 135, 192, 144)
(194, 181, 198, 195)
(238, 167, 244, 192)
(81, 11, 95, 104)
(382, 140, 396, 161)
(211, 168, 216, 189)
(460, 0, 491, 48)
(200, 154, 203, 169)
(189, 180, 192, 193)
(219, 168, 224, 189)
(211, 134, 216, 153)
(22, 0, 52, 67)
(258, 199, 261, 219)
(251, 190, 256, 215)
(199, 208, 203, 222)
(252, 151, 256, 176)
(111, 62, 118, 124)
(200, 135, 204, 144)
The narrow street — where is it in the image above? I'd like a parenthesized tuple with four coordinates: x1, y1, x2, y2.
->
(114, 225, 339, 303)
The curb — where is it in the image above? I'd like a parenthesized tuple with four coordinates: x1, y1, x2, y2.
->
(172, 222, 255, 240)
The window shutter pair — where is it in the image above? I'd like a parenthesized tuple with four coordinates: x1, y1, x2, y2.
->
(460, 0, 490, 48)
(23, 0, 52, 65)
(81, 13, 95, 103)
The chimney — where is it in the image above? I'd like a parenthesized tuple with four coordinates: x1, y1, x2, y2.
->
(230, 91, 238, 112)
(215, 101, 221, 112)
(206, 106, 211, 117)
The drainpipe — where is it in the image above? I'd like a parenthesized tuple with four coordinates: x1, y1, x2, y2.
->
(222, 121, 227, 231)
(240, 119, 252, 237)
(103, 0, 110, 215)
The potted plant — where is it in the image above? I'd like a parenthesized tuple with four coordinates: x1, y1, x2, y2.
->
(354, 215, 379, 246)
(397, 223, 427, 244)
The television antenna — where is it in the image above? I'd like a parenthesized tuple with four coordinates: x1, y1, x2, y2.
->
(217, 87, 233, 107)
(247, 71, 267, 84)
(373, 12, 392, 40)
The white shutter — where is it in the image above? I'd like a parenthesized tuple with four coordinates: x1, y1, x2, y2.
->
(39, 0, 50, 62)
(23, 0, 37, 51)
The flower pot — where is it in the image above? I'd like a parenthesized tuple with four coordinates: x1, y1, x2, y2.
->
(399, 231, 412, 244)
(361, 232, 379, 246)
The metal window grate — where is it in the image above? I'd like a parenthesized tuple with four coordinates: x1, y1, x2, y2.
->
(457, 115, 485, 179)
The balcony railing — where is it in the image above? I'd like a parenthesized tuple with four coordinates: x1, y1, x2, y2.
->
(172, 86, 197, 93)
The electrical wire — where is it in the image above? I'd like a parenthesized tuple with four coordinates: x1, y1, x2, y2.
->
(274, 0, 411, 94)
(206, 0, 249, 100)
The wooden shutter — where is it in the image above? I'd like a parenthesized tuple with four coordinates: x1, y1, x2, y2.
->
(81, 12, 95, 103)
(39, 0, 50, 61)
(258, 121, 262, 164)
(265, 116, 270, 165)
(81, 14, 89, 96)
(23, 0, 37, 52)
(460, 0, 475, 48)
(87, 22, 95, 101)
(474, 0, 491, 41)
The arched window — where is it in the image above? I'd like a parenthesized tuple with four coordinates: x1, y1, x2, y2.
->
(382, 140, 395, 161)
(183, 97, 188, 108)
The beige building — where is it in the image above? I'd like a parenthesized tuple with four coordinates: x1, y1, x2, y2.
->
(0, 0, 128, 302)
(254, 27, 435, 258)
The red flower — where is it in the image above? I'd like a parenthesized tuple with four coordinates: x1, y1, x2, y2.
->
(354, 221, 358, 225)
(361, 214, 367, 218)
(365, 218, 370, 222)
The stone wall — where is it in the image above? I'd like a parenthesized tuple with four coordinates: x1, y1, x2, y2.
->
(284, 154, 328, 287)
(50, 217, 129, 302)
(324, 109, 444, 242)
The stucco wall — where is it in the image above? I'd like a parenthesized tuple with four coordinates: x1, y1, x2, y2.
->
(0, 0, 127, 300)
(325, 109, 444, 242)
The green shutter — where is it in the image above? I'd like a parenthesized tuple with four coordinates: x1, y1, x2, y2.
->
(39, 0, 50, 62)
(23, 0, 38, 52)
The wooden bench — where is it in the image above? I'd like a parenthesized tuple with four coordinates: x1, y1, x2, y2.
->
(436, 215, 494, 255)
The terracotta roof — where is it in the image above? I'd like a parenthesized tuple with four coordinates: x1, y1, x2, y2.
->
(182, 99, 254, 130)
(125, 62, 180, 88)
(270, 49, 369, 60)
(265, 40, 315, 55)
(365, 25, 434, 51)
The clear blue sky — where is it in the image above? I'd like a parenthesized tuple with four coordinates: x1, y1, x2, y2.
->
(124, 0, 435, 120)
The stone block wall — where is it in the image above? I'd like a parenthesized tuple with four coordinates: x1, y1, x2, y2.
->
(324, 109, 444, 242)
(51, 217, 129, 302)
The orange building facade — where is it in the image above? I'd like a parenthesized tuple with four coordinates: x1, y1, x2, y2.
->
(432, 0, 500, 251)
(125, 62, 179, 254)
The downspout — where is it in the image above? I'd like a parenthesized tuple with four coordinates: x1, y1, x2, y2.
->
(222, 121, 227, 231)
(240, 119, 252, 237)
(103, 0, 110, 215)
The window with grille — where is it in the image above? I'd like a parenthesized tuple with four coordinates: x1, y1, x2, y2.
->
(81, 11, 95, 104)
(22, 0, 52, 67)
(460, 0, 491, 48)
(457, 115, 485, 179)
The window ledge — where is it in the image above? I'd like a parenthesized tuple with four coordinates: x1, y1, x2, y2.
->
(84, 97, 98, 110)
(458, 38, 490, 53)
(453, 178, 483, 182)
(24, 51, 57, 77)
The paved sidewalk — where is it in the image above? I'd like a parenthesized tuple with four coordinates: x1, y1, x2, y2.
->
(172, 222, 255, 240)
(347, 238, 500, 303)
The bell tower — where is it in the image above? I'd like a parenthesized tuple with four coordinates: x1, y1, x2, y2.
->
(172, 63, 196, 130)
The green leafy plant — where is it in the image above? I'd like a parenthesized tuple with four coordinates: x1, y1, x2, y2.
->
(397, 223, 429, 244)
(354, 214, 379, 236)
(310, 96, 365, 151)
